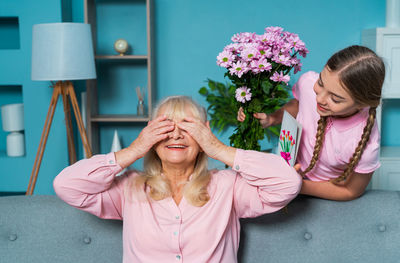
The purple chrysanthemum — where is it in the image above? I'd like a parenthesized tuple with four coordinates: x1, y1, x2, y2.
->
(235, 86, 252, 103)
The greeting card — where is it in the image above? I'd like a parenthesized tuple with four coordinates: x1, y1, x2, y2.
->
(278, 111, 302, 166)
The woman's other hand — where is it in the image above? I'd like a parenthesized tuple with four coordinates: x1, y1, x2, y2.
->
(115, 115, 175, 168)
(177, 117, 236, 167)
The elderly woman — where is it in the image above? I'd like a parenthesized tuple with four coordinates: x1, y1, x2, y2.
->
(54, 96, 301, 263)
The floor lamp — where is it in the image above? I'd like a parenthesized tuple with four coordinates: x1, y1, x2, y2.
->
(27, 23, 96, 195)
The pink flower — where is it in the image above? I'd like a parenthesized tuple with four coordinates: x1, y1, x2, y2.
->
(265, 26, 283, 34)
(270, 71, 290, 84)
(294, 63, 303, 74)
(241, 45, 260, 61)
(250, 59, 272, 73)
(217, 50, 235, 68)
(229, 61, 249, 78)
(299, 48, 309, 58)
(235, 86, 252, 103)
(272, 54, 291, 66)
(232, 32, 257, 43)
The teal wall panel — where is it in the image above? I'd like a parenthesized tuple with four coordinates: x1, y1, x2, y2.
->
(0, 0, 67, 194)
(0, 17, 20, 49)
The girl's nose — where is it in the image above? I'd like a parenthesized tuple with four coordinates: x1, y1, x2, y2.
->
(316, 92, 328, 106)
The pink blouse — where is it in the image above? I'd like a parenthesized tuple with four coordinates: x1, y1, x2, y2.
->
(54, 149, 301, 263)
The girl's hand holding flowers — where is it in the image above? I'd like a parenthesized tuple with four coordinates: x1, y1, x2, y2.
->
(237, 107, 275, 129)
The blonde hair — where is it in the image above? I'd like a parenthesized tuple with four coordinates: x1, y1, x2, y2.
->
(130, 96, 211, 206)
(301, 45, 385, 183)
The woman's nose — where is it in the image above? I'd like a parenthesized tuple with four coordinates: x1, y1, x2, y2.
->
(170, 124, 184, 139)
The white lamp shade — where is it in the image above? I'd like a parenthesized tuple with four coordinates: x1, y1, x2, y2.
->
(1, 103, 24, 132)
(31, 23, 96, 81)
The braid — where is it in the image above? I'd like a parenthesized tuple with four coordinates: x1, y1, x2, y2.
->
(300, 116, 328, 177)
(332, 107, 377, 183)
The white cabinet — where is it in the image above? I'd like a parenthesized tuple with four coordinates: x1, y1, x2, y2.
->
(362, 28, 400, 190)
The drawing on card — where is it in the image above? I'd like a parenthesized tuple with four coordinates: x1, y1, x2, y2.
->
(278, 111, 302, 166)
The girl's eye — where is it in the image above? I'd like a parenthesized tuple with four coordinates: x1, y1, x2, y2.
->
(318, 80, 323, 87)
(331, 97, 341, 103)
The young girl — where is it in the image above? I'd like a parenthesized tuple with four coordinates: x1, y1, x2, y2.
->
(238, 45, 385, 201)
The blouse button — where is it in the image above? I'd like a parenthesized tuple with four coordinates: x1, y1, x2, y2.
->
(175, 215, 180, 220)
(176, 255, 181, 260)
(109, 160, 114, 164)
(235, 165, 240, 170)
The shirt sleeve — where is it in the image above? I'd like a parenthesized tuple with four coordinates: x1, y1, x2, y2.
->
(53, 152, 127, 220)
(292, 71, 319, 101)
(232, 149, 302, 218)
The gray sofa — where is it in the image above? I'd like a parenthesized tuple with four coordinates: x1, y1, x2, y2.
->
(1, 190, 399, 263)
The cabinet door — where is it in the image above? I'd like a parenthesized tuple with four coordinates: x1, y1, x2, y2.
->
(383, 35, 400, 97)
(373, 160, 400, 190)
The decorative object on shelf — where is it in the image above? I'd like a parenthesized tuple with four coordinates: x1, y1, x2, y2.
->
(114, 38, 129, 56)
(386, 0, 400, 28)
(110, 130, 126, 176)
(136, 86, 145, 116)
(200, 26, 308, 151)
(28, 22, 96, 195)
(1, 103, 25, 157)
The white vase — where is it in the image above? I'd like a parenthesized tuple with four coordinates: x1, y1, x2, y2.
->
(7, 131, 25, 157)
(386, 0, 400, 28)
(111, 130, 122, 152)
(1, 103, 24, 131)
(110, 130, 126, 176)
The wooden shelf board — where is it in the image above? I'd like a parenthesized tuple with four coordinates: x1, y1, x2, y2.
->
(95, 55, 148, 60)
(380, 146, 400, 159)
(382, 93, 400, 99)
(90, 114, 150, 123)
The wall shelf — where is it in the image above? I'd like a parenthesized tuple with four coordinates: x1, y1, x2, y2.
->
(95, 55, 148, 60)
(85, 0, 153, 154)
(90, 114, 149, 123)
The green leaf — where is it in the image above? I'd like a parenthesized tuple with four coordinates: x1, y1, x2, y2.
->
(208, 80, 216, 91)
(261, 80, 273, 94)
(199, 87, 208, 95)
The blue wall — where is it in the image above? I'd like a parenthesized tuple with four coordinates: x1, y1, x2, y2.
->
(0, 0, 394, 194)
(0, 0, 68, 194)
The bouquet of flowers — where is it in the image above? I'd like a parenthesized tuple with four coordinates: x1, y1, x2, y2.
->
(214, 26, 308, 151)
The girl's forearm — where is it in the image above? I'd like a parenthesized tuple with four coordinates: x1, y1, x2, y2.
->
(271, 99, 299, 125)
(300, 179, 359, 201)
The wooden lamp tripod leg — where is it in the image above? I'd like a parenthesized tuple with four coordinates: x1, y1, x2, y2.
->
(26, 83, 62, 195)
(66, 81, 92, 158)
(61, 83, 77, 164)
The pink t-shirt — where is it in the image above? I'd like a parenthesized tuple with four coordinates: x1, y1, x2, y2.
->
(54, 149, 301, 263)
(292, 71, 381, 181)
